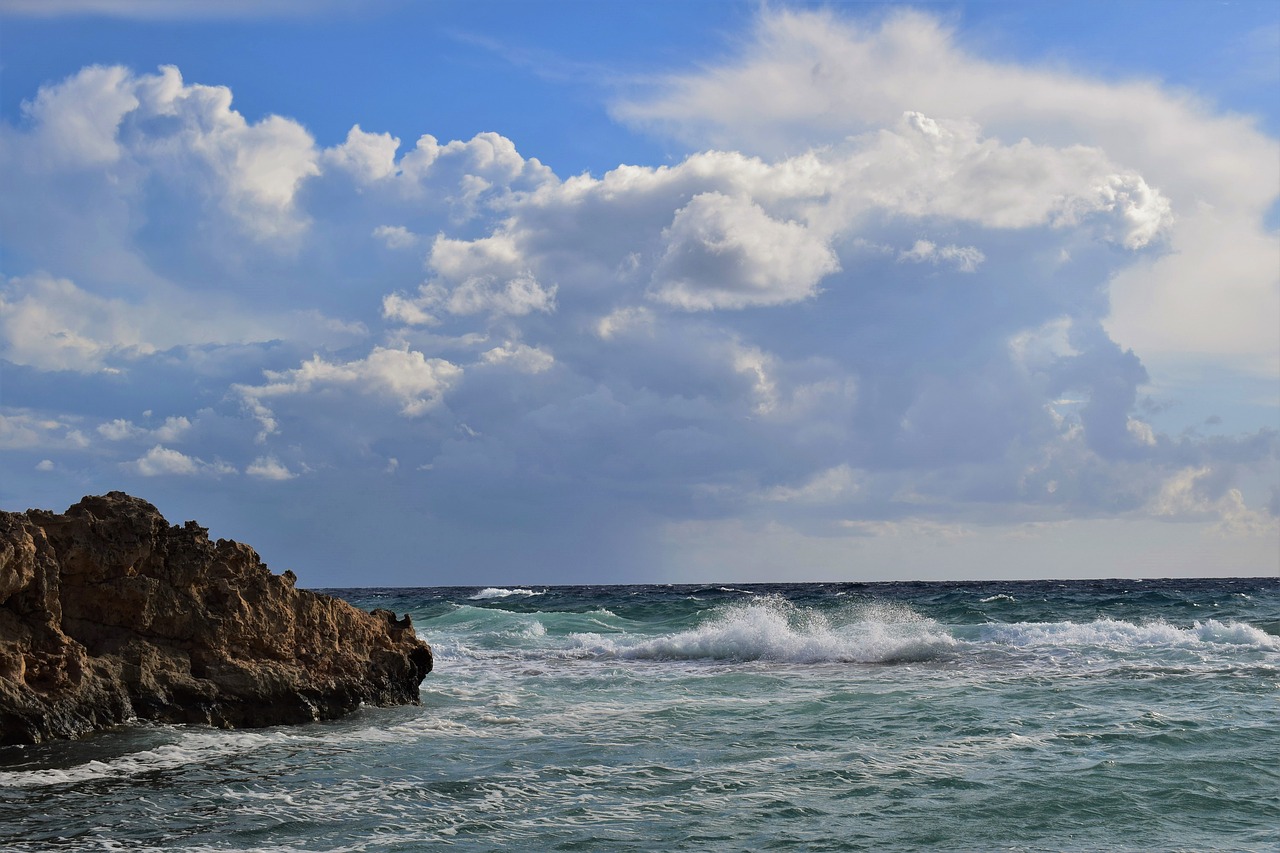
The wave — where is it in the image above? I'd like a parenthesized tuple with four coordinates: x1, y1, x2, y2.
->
(979, 594, 1016, 604)
(573, 597, 955, 664)
(976, 617, 1280, 652)
(0, 728, 289, 789)
(424, 593, 1279, 669)
(469, 587, 543, 600)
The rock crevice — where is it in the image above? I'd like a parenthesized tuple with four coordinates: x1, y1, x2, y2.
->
(0, 492, 432, 744)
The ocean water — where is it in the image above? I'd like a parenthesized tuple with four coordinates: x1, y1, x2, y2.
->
(2, 578, 1278, 852)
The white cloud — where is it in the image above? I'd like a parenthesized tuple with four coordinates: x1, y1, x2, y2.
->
(763, 464, 861, 504)
(0, 20, 1273, 585)
(489, 110, 1172, 324)
(246, 455, 297, 481)
(898, 239, 985, 273)
(383, 232, 558, 324)
(1151, 466, 1276, 536)
(35, 459, 55, 472)
(595, 306, 655, 340)
(650, 192, 839, 310)
(480, 342, 555, 374)
(381, 292, 439, 327)
(17, 64, 138, 167)
(4, 64, 319, 242)
(429, 232, 558, 316)
(97, 415, 191, 442)
(0, 411, 89, 450)
(129, 444, 233, 477)
(237, 344, 463, 435)
(0, 274, 150, 371)
(392, 131, 556, 211)
(1106, 206, 1280, 376)
(0, 273, 358, 372)
(97, 419, 138, 441)
(1009, 317, 1079, 373)
(446, 271, 557, 318)
(617, 8, 1275, 375)
(372, 224, 418, 249)
(836, 112, 1172, 247)
(324, 125, 399, 183)
(1125, 417, 1157, 447)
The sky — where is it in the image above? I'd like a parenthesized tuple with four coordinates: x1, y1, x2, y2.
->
(0, 0, 1277, 587)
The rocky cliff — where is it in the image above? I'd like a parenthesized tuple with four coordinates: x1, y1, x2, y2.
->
(0, 492, 432, 744)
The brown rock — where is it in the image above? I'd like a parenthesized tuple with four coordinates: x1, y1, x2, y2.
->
(0, 492, 432, 744)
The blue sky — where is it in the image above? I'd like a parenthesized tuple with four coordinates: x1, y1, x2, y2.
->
(1, 0, 1277, 586)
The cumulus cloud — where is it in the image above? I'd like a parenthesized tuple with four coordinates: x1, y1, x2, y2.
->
(1152, 466, 1276, 536)
(480, 342, 555, 374)
(0, 411, 89, 450)
(616, 8, 1275, 375)
(372, 224, 419, 249)
(25, 65, 317, 235)
(128, 445, 233, 477)
(237, 344, 463, 438)
(383, 232, 558, 325)
(0, 274, 361, 372)
(650, 192, 839, 310)
(0, 274, 152, 372)
(324, 125, 399, 183)
(0, 9, 1274, 583)
(246, 455, 297, 481)
(97, 416, 191, 442)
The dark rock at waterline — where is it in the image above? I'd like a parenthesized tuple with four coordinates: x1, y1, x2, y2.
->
(0, 492, 432, 744)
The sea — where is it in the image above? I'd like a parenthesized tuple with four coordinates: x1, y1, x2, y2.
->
(2, 577, 1278, 852)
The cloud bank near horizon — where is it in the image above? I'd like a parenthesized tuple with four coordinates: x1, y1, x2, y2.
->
(1, 9, 1276, 584)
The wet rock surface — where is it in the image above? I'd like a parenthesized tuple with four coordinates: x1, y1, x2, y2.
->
(0, 492, 431, 744)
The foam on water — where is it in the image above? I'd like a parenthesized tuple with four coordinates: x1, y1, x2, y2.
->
(978, 617, 1280, 652)
(470, 587, 543, 600)
(575, 596, 955, 664)
(0, 728, 292, 789)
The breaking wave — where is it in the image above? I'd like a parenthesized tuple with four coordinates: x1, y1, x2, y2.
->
(469, 587, 543, 600)
(977, 617, 1280, 651)
(572, 597, 955, 664)
(0, 729, 285, 789)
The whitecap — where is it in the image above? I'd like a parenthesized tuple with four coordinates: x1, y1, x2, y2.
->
(469, 587, 543, 600)
(979, 617, 1280, 652)
(585, 597, 955, 664)
(0, 728, 292, 789)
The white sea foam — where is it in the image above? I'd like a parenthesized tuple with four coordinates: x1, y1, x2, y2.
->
(980, 594, 1017, 603)
(470, 587, 542, 600)
(980, 617, 1280, 651)
(575, 597, 954, 664)
(0, 728, 292, 789)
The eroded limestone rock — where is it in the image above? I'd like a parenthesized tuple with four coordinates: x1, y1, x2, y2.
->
(0, 492, 432, 744)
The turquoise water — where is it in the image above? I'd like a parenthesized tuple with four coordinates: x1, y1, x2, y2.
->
(2, 578, 1278, 851)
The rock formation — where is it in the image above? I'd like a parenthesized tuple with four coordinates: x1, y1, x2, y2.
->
(0, 492, 432, 744)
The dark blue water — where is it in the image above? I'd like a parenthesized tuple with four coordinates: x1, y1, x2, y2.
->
(3, 577, 1278, 851)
